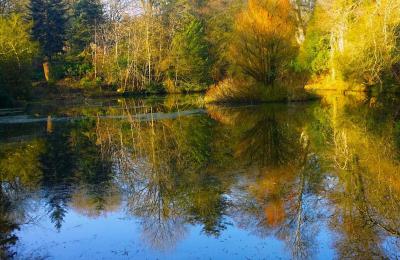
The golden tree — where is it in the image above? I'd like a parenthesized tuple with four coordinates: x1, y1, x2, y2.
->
(229, 0, 298, 85)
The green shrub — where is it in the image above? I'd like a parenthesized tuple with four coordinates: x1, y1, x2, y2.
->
(163, 18, 211, 92)
(0, 14, 38, 106)
(64, 53, 93, 79)
(297, 31, 330, 75)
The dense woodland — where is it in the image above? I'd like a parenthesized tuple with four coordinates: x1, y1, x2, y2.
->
(2, 1, 400, 258)
(1, 0, 400, 106)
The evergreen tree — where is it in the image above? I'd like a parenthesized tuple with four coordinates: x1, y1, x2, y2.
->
(69, 0, 104, 53)
(29, 0, 68, 59)
(165, 18, 211, 91)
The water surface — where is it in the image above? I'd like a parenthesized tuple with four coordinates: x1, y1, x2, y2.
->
(1, 94, 400, 259)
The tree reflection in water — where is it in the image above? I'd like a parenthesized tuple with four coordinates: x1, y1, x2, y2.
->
(317, 93, 400, 259)
(0, 189, 19, 259)
(209, 105, 326, 259)
(0, 94, 399, 258)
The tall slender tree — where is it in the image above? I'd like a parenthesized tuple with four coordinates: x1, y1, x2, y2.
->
(69, 0, 104, 53)
(29, 0, 68, 80)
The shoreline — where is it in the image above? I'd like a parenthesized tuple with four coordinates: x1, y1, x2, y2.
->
(3, 80, 399, 110)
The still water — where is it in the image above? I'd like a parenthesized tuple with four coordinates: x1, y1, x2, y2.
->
(1, 93, 400, 259)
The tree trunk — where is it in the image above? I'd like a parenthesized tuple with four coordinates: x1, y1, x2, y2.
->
(47, 115, 53, 133)
(330, 32, 336, 80)
(43, 61, 51, 82)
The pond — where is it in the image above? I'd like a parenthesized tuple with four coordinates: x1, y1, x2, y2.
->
(1, 93, 400, 259)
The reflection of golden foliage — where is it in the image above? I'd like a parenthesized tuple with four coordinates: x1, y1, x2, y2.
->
(334, 124, 400, 194)
(362, 152, 400, 194)
(205, 104, 270, 127)
(163, 94, 204, 110)
(248, 166, 298, 230)
(206, 104, 239, 125)
(333, 130, 352, 170)
(0, 140, 45, 189)
(249, 166, 297, 199)
(205, 78, 266, 103)
(323, 94, 400, 244)
(71, 186, 122, 218)
(244, 165, 301, 230)
(317, 91, 368, 109)
(264, 200, 286, 227)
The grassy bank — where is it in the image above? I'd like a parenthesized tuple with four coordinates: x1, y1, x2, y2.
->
(204, 78, 318, 105)
(305, 76, 400, 95)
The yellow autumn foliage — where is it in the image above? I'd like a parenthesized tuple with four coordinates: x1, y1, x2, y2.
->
(229, 0, 298, 85)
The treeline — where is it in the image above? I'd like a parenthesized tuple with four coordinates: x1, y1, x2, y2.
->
(299, 0, 400, 89)
(0, 0, 400, 106)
